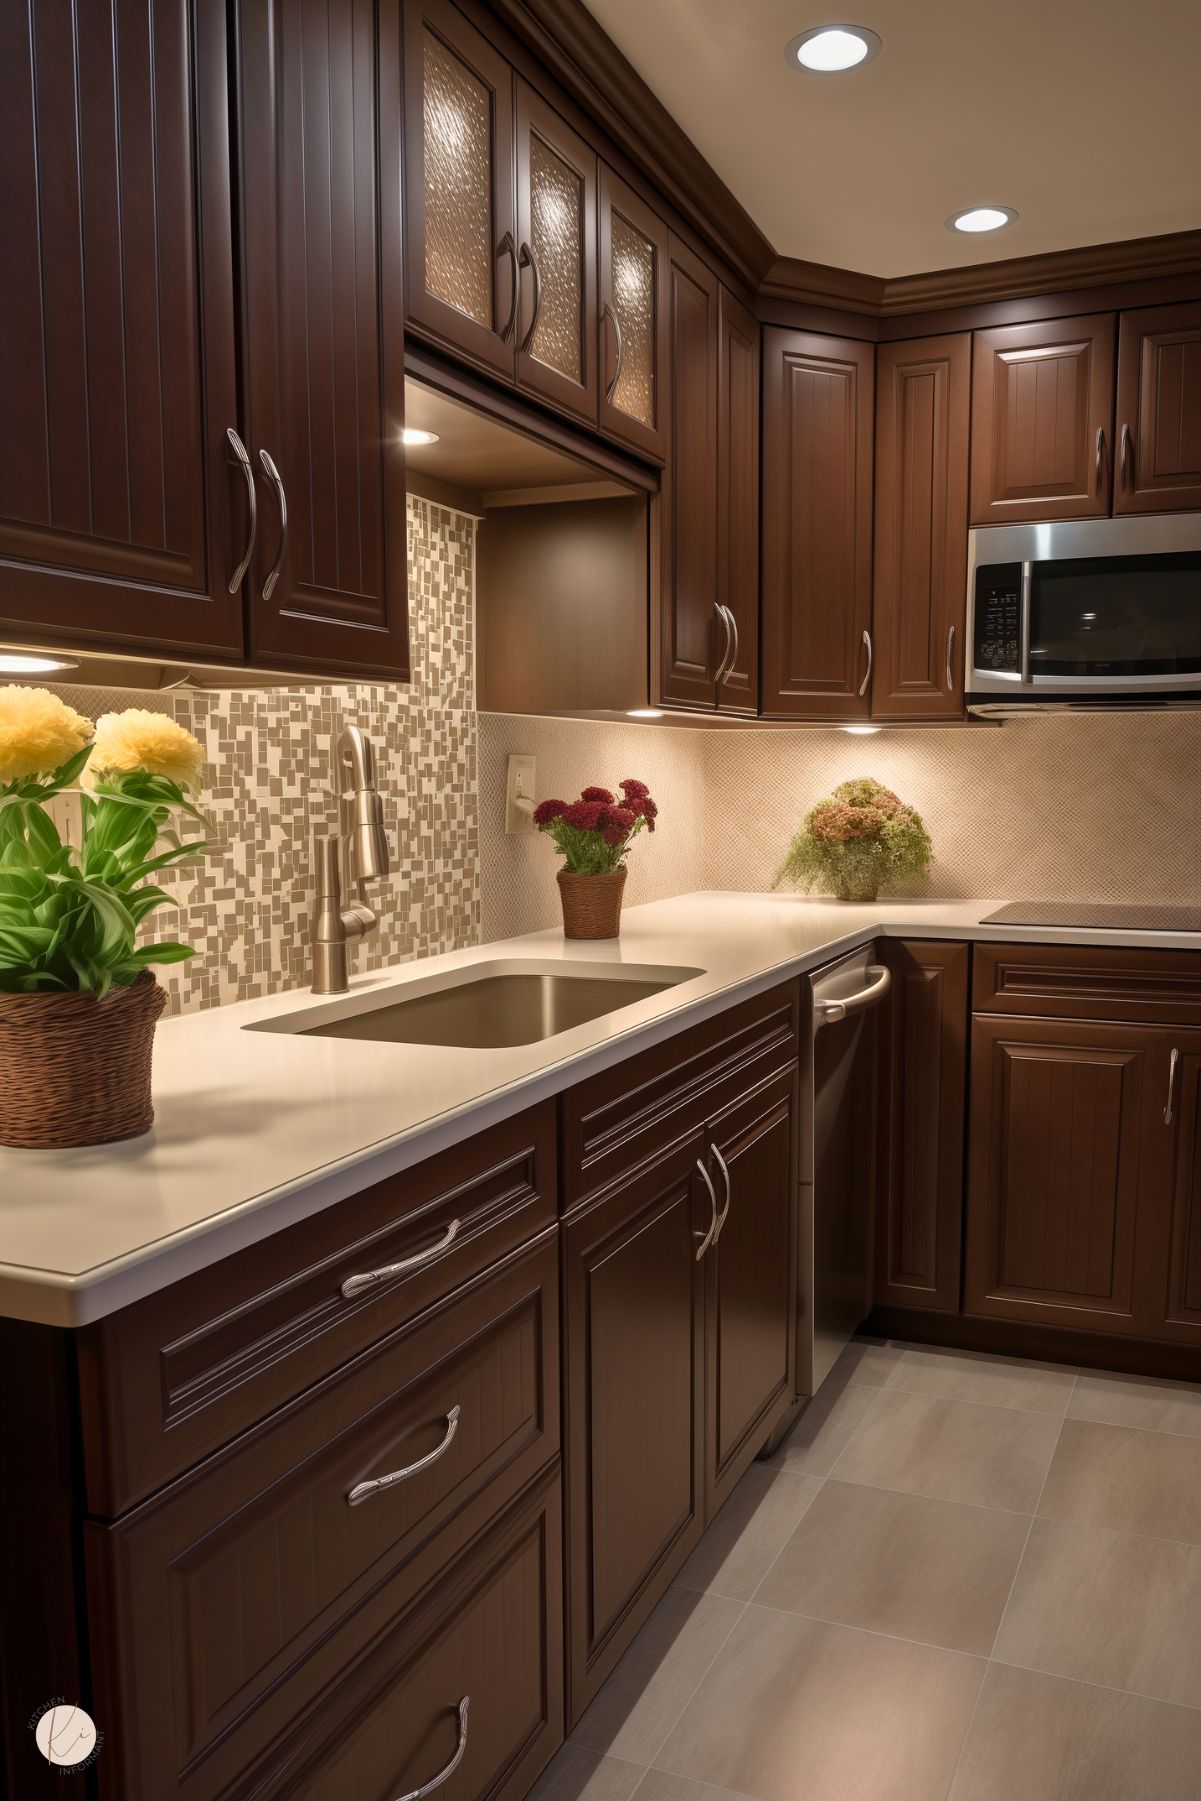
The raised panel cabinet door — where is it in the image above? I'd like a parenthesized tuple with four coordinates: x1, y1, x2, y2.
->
(872, 335, 971, 719)
(761, 329, 875, 718)
(0, 0, 244, 659)
(969, 314, 1117, 524)
(1161, 1030, 1201, 1342)
(716, 285, 761, 716)
(965, 1015, 1163, 1335)
(514, 82, 597, 426)
(403, 0, 517, 381)
(875, 941, 969, 1312)
(1114, 303, 1201, 514)
(598, 166, 669, 462)
(703, 1068, 797, 1513)
(563, 1138, 706, 1724)
(657, 235, 721, 709)
(236, 0, 410, 677)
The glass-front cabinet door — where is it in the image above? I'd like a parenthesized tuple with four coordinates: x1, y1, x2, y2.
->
(514, 83, 598, 426)
(403, 0, 517, 379)
(599, 167, 669, 463)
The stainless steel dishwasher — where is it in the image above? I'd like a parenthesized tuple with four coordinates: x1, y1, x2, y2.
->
(799, 946, 891, 1399)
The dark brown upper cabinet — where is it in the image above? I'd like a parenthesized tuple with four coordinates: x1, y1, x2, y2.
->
(404, 0, 518, 382)
(0, 0, 245, 661)
(872, 335, 970, 720)
(761, 329, 875, 719)
(658, 235, 721, 709)
(237, 0, 410, 677)
(598, 167, 669, 463)
(875, 940, 969, 1314)
(970, 314, 1117, 524)
(1114, 302, 1201, 514)
(514, 83, 599, 428)
(716, 286, 761, 716)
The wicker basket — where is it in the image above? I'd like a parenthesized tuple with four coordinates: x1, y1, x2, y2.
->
(557, 868, 628, 940)
(0, 973, 167, 1149)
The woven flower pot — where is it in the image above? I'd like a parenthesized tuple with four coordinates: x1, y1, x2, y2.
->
(0, 973, 166, 1149)
(830, 873, 881, 902)
(557, 868, 628, 940)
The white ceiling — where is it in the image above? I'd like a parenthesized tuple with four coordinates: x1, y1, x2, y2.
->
(584, 0, 1201, 276)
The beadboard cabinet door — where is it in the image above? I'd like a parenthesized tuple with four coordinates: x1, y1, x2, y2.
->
(236, 0, 411, 677)
(1114, 302, 1201, 514)
(0, 0, 245, 660)
(715, 285, 761, 715)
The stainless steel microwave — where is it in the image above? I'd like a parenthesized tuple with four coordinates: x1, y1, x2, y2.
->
(965, 514, 1201, 715)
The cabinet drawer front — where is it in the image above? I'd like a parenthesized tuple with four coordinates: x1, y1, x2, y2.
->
(79, 1102, 556, 1515)
(562, 982, 800, 1208)
(974, 943, 1201, 1024)
(87, 1237, 558, 1801)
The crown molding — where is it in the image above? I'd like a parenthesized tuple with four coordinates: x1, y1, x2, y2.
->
(485, 0, 775, 292)
(759, 256, 885, 315)
(879, 230, 1201, 314)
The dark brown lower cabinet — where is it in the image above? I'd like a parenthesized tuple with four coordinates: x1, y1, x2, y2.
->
(875, 941, 969, 1313)
(1162, 1028, 1201, 1344)
(563, 1138, 707, 1723)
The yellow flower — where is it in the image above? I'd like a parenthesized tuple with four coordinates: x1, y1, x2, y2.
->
(0, 685, 93, 784)
(85, 708, 205, 793)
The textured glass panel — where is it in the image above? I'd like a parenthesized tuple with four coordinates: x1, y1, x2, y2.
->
(529, 137, 582, 383)
(611, 214, 655, 426)
(423, 32, 493, 325)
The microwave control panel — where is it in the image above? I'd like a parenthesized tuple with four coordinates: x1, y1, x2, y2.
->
(973, 562, 1022, 673)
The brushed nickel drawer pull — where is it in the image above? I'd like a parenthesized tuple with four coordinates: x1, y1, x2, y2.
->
(259, 448, 288, 602)
(348, 1405, 461, 1507)
(946, 623, 956, 693)
(858, 628, 873, 697)
(393, 1696, 470, 1801)
(1165, 1046, 1181, 1125)
(714, 602, 734, 686)
(341, 1217, 461, 1299)
(695, 1159, 719, 1260)
(712, 1144, 732, 1242)
(224, 428, 257, 592)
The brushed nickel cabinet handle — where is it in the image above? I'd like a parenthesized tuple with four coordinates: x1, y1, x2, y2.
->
(392, 1697, 470, 1801)
(711, 1144, 732, 1243)
(695, 1159, 719, 1260)
(1120, 421, 1133, 491)
(1165, 1047, 1181, 1125)
(603, 300, 624, 403)
(225, 428, 257, 593)
(518, 241, 542, 352)
(347, 1406, 461, 1506)
(858, 628, 873, 697)
(1095, 425, 1106, 496)
(816, 964, 892, 1028)
(497, 231, 518, 343)
(946, 624, 956, 693)
(258, 449, 288, 603)
(725, 607, 740, 682)
(341, 1217, 461, 1299)
(714, 603, 734, 686)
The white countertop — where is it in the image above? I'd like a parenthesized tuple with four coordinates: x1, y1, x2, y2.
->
(2, 892, 1198, 1326)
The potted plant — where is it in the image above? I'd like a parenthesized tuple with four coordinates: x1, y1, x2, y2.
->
(774, 777, 932, 903)
(533, 780, 658, 939)
(0, 689, 209, 1148)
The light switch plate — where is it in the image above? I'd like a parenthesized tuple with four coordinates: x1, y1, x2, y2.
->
(505, 753, 537, 834)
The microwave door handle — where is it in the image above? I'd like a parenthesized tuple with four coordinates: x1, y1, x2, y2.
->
(1019, 560, 1033, 684)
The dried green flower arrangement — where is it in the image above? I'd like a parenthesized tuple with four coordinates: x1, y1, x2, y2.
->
(774, 777, 932, 903)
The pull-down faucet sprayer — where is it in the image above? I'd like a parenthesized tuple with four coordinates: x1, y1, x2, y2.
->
(310, 725, 390, 994)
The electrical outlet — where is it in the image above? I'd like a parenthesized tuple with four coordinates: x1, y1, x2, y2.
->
(505, 753, 537, 834)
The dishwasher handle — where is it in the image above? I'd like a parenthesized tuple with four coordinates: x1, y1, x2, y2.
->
(814, 964, 891, 1028)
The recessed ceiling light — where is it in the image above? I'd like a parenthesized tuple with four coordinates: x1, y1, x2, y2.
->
(626, 708, 664, 719)
(0, 651, 79, 675)
(947, 206, 1018, 234)
(786, 24, 882, 72)
(841, 723, 882, 735)
(402, 427, 440, 447)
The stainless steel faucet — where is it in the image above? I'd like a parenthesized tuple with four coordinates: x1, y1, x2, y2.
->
(311, 725, 390, 994)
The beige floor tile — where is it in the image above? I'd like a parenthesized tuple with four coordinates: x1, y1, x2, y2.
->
(674, 1465, 822, 1601)
(948, 1664, 1201, 1801)
(633, 1772, 757, 1801)
(755, 1480, 1029, 1654)
(761, 1378, 882, 1477)
(831, 1337, 904, 1387)
(528, 1747, 647, 1801)
(1068, 1369, 1201, 1438)
(887, 1344, 1076, 1415)
(570, 1588, 745, 1765)
(831, 1389, 1062, 1512)
(993, 1515, 1201, 1708)
(1038, 1418, 1201, 1544)
(655, 1606, 983, 1801)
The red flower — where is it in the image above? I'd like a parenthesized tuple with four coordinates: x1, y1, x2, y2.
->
(533, 798, 568, 826)
(627, 795, 658, 831)
(560, 800, 606, 830)
(598, 804, 636, 845)
(619, 778, 650, 800)
(581, 785, 615, 804)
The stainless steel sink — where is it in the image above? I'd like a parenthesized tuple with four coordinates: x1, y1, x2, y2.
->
(246, 960, 703, 1049)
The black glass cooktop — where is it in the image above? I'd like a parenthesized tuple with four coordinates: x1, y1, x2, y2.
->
(981, 902, 1201, 932)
